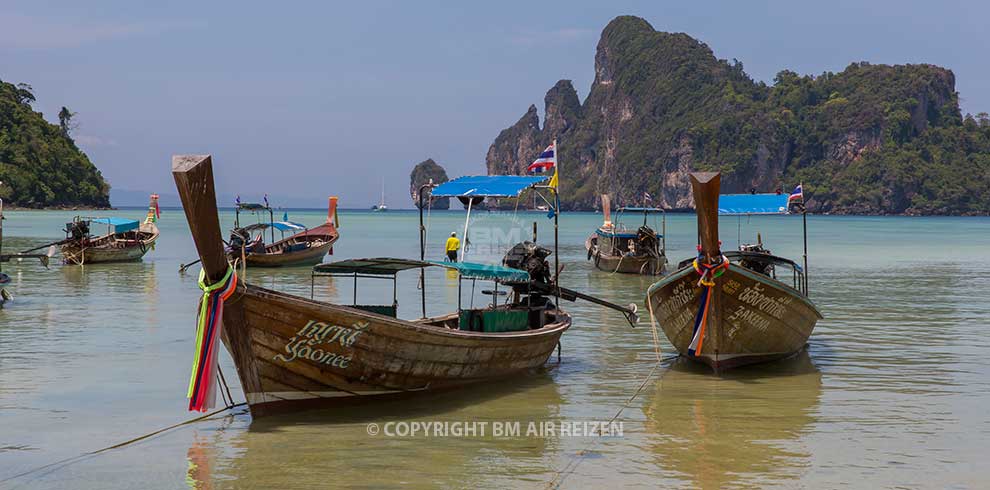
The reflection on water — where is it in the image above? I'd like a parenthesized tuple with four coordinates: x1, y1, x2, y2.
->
(645, 353, 821, 490)
(2, 211, 990, 488)
(185, 372, 563, 489)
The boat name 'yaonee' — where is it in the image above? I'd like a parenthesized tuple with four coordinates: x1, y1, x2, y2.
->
(645, 173, 822, 372)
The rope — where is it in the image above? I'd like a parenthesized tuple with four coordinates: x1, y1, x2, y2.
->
(646, 290, 663, 362)
(0, 403, 246, 485)
(545, 355, 679, 490)
(545, 294, 674, 489)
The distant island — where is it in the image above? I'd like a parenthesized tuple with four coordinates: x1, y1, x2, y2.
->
(409, 158, 450, 209)
(486, 16, 990, 215)
(0, 79, 110, 208)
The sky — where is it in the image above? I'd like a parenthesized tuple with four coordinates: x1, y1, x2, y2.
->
(2, 0, 988, 208)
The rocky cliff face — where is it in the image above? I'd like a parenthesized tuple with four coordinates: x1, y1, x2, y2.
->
(485, 16, 986, 215)
(409, 158, 450, 209)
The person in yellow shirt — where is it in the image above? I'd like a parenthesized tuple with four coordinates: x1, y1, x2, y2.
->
(445, 232, 461, 262)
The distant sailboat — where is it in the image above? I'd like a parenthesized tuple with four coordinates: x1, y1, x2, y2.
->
(372, 179, 388, 212)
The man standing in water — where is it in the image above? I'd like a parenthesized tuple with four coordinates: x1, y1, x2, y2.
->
(445, 232, 460, 262)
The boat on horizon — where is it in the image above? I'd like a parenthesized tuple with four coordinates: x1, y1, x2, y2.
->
(371, 178, 388, 212)
(645, 173, 822, 372)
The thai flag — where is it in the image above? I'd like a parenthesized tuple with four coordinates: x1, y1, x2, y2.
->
(788, 184, 803, 204)
(526, 143, 555, 174)
(644, 191, 653, 203)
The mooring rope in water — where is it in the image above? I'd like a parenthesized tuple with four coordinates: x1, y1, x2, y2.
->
(0, 402, 246, 486)
(544, 354, 678, 490)
(545, 295, 676, 490)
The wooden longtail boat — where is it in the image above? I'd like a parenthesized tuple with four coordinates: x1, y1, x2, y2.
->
(59, 194, 160, 265)
(173, 155, 572, 417)
(228, 198, 339, 268)
(585, 195, 668, 275)
(645, 173, 822, 372)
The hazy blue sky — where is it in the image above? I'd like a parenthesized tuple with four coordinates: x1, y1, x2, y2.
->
(3, 0, 987, 208)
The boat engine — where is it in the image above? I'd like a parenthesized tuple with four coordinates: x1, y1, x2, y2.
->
(64, 220, 90, 240)
(503, 241, 553, 285)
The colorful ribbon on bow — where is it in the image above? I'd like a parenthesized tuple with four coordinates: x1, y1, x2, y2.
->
(688, 252, 729, 356)
(187, 266, 238, 412)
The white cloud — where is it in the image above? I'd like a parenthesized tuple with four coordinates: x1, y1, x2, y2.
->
(0, 13, 202, 50)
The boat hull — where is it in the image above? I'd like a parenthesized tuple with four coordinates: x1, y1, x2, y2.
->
(60, 223, 159, 265)
(645, 264, 822, 372)
(231, 227, 337, 268)
(234, 239, 334, 267)
(221, 284, 571, 417)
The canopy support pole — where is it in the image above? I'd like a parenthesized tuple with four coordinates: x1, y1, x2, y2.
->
(803, 207, 809, 297)
(417, 181, 434, 318)
(460, 198, 473, 262)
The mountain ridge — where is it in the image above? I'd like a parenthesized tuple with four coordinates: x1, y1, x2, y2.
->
(486, 16, 990, 215)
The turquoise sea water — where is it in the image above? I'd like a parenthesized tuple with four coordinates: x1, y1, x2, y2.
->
(1, 208, 989, 489)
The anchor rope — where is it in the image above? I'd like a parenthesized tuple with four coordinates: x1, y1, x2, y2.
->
(0, 402, 246, 485)
(546, 293, 675, 489)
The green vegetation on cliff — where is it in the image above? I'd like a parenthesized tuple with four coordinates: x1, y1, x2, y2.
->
(0, 79, 110, 208)
(487, 16, 990, 215)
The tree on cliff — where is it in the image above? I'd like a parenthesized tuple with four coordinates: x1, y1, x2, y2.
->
(486, 16, 990, 215)
(0, 79, 110, 207)
(409, 158, 450, 209)
(58, 106, 78, 136)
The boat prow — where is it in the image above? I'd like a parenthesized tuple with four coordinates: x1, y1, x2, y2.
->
(645, 172, 822, 372)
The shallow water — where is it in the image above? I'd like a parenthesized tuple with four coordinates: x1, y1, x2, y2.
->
(1, 209, 988, 489)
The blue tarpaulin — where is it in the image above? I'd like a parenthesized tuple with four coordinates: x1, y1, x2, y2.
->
(718, 194, 790, 215)
(431, 175, 548, 198)
(271, 221, 306, 232)
(431, 261, 530, 282)
(88, 217, 140, 232)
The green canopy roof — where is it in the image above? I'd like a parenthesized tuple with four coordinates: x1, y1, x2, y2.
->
(313, 258, 432, 275)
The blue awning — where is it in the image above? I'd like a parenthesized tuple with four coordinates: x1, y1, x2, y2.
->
(718, 194, 790, 215)
(88, 217, 140, 232)
(272, 221, 306, 232)
(431, 261, 530, 282)
(431, 175, 548, 198)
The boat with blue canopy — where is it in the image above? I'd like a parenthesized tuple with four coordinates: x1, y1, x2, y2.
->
(646, 174, 822, 372)
(59, 194, 161, 265)
(585, 194, 669, 275)
(227, 197, 340, 268)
